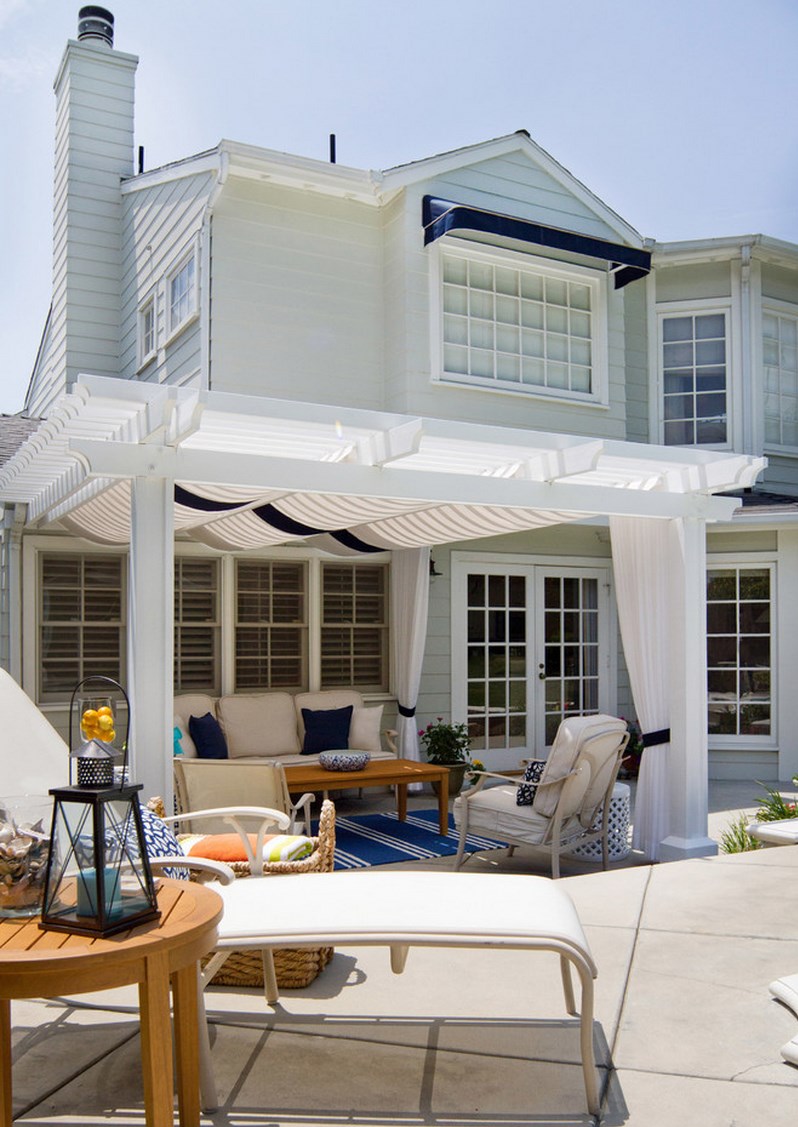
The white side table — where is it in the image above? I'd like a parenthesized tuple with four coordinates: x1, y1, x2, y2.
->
(569, 781, 631, 862)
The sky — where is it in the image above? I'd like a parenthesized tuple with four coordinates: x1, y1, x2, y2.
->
(1, 0, 797, 414)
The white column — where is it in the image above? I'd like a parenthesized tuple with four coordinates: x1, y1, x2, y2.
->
(127, 475, 174, 807)
(659, 516, 716, 860)
(777, 529, 798, 781)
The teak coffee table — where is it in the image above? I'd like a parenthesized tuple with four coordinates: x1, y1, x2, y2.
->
(284, 757, 451, 835)
(0, 878, 222, 1127)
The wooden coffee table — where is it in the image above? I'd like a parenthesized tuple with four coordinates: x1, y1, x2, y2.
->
(284, 757, 451, 835)
(0, 878, 222, 1127)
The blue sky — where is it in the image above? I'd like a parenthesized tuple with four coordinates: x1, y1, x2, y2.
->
(1, 0, 797, 413)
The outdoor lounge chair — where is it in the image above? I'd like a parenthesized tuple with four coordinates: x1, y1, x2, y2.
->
(453, 713, 630, 878)
(173, 756, 315, 833)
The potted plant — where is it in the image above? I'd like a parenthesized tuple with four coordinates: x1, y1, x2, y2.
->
(419, 718, 472, 798)
(619, 718, 644, 779)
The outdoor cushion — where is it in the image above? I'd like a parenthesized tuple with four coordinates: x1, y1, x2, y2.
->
(180, 832, 314, 864)
(136, 805, 189, 881)
(189, 712, 228, 760)
(533, 715, 624, 818)
(349, 705, 384, 753)
(516, 759, 546, 806)
(217, 692, 300, 758)
(453, 784, 583, 846)
(173, 695, 216, 756)
(295, 690, 364, 741)
(302, 705, 353, 754)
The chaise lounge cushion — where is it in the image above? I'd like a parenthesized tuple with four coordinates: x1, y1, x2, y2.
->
(217, 693, 300, 758)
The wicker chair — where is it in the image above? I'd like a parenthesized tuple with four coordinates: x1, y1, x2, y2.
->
(148, 797, 337, 989)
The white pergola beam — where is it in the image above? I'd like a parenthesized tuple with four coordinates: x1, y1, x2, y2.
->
(65, 439, 742, 524)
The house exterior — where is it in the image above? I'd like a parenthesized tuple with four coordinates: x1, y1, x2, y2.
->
(1, 10, 793, 858)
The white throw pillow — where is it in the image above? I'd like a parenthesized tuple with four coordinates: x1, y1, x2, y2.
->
(174, 716, 197, 758)
(349, 705, 384, 753)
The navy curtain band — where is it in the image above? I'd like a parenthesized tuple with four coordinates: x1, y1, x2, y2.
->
(397, 704, 416, 718)
(175, 484, 243, 512)
(642, 728, 671, 748)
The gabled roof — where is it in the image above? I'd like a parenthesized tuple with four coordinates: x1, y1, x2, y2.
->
(381, 131, 646, 248)
(0, 414, 42, 467)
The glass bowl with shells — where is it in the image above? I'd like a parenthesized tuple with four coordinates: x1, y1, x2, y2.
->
(0, 797, 51, 917)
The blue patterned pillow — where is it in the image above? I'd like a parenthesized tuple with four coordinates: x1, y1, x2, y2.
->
(135, 805, 189, 881)
(516, 759, 546, 806)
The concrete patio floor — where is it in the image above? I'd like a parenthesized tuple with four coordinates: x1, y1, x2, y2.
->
(7, 780, 798, 1126)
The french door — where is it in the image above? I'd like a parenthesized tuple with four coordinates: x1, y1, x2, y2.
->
(452, 559, 613, 764)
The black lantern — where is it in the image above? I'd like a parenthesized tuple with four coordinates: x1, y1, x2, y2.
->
(40, 677, 160, 937)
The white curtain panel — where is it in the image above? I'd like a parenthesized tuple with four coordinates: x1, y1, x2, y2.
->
(390, 547, 431, 764)
(609, 515, 678, 860)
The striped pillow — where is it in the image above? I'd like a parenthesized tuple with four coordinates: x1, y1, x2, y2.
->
(179, 832, 314, 864)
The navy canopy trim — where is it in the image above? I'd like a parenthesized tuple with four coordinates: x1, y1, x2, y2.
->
(175, 487, 383, 553)
(422, 196, 651, 289)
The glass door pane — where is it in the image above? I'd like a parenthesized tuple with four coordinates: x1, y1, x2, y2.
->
(466, 571, 528, 752)
(538, 573, 601, 745)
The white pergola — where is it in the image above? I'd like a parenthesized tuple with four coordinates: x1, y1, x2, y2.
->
(0, 376, 765, 860)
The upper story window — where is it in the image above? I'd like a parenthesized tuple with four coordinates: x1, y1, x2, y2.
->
(763, 303, 798, 450)
(168, 252, 197, 337)
(138, 297, 156, 368)
(435, 243, 606, 403)
(659, 307, 728, 446)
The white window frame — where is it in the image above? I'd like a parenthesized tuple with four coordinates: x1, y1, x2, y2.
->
(656, 298, 733, 450)
(706, 553, 776, 751)
(429, 238, 609, 407)
(166, 245, 199, 341)
(762, 298, 798, 456)
(137, 293, 156, 369)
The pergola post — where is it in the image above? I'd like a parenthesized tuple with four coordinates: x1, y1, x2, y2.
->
(127, 474, 174, 806)
(659, 516, 716, 860)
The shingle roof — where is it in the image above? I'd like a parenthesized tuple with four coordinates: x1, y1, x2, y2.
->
(0, 414, 41, 467)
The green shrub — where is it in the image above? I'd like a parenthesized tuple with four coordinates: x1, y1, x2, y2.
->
(753, 777, 798, 823)
(719, 813, 761, 854)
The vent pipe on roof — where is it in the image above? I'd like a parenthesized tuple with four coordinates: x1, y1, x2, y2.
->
(329, 133, 336, 164)
(77, 6, 114, 47)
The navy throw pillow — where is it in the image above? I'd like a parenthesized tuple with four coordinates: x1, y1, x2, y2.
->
(188, 712, 228, 760)
(516, 759, 546, 806)
(301, 705, 354, 754)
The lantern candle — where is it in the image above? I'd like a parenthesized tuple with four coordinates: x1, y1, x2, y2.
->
(75, 865, 122, 918)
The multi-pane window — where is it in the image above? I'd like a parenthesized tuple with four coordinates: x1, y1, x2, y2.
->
(169, 255, 196, 334)
(138, 299, 155, 365)
(661, 311, 727, 445)
(541, 575, 599, 745)
(763, 307, 798, 448)
(707, 566, 772, 737)
(235, 561, 308, 690)
(39, 554, 124, 700)
(466, 573, 527, 753)
(174, 558, 219, 693)
(321, 564, 388, 690)
(440, 248, 597, 397)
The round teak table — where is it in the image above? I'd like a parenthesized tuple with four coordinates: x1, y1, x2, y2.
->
(0, 878, 222, 1127)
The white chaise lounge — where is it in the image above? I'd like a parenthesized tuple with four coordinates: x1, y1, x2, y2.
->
(196, 869, 601, 1116)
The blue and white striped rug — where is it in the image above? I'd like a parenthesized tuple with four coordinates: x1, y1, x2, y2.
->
(319, 808, 505, 871)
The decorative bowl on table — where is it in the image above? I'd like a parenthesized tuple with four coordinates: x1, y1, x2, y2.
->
(318, 751, 371, 772)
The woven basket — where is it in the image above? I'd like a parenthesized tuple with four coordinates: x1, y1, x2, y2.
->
(202, 798, 336, 989)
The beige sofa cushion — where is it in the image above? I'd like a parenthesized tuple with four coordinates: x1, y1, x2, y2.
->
(173, 694, 218, 758)
(349, 705, 384, 753)
(294, 690, 364, 744)
(217, 693, 300, 758)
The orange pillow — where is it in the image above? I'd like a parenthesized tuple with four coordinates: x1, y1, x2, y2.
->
(187, 833, 259, 862)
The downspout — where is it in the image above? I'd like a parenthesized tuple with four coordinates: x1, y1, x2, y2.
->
(5, 504, 27, 681)
(739, 242, 753, 454)
(199, 148, 230, 392)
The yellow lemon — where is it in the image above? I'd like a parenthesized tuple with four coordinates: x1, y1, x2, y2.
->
(97, 714, 113, 731)
(82, 709, 99, 725)
(105, 729, 116, 743)
(97, 706, 114, 718)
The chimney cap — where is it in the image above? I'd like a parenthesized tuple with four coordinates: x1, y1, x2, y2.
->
(77, 6, 114, 47)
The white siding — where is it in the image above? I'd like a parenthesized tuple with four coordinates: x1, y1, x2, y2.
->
(623, 279, 649, 442)
(120, 171, 215, 385)
(27, 41, 137, 417)
(209, 178, 384, 407)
